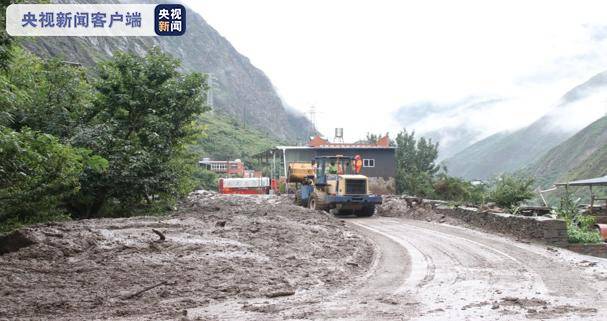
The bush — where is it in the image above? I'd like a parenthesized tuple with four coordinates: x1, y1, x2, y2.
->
(567, 218, 602, 244)
(488, 174, 534, 210)
(557, 192, 602, 244)
(433, 174, 486, 205)
(192, 168, 219, 191)
(398, 170, 435, 198)
(0, 128, 84, 233)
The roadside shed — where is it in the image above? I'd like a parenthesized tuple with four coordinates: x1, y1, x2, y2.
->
(556, 175, 607, 213)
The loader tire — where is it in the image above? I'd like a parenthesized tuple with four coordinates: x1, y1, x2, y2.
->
(356, 205, 375, 217)
(308, 193, 329, 212)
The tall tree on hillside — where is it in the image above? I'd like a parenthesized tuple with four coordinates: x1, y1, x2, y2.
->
(395, 129, 440, 196)
(0, 0, 16, 126)
(0, 48, 107, 232)
(3, 48, 94, 138)
(69, 48, 210, 216)
(0, 0, 14, 71)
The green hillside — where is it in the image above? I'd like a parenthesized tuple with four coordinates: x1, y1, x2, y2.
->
(565, 145, 607, 181)
(193, 113, 282, 161)
(20, 0, 315, 143)
(528, 115, 607, 187)
(444, 70, 607, 180)
(443, 127, 569, 180)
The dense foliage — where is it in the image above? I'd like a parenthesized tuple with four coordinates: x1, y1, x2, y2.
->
(395, 129, 440, 197)
(0, 129, 86, 233)
(193, 112, 280, 161)
(394, 129, 534, 209)
(3, 47, 94, 138)
(0, 0, 14, 71)
(192, 168, 219, 191)
(0, 44, 210, 231)
(69, 48, 209, 217)
(487, 174, 535, 210)
(556, 192, 602, 244)
(433, 174, 486, 205)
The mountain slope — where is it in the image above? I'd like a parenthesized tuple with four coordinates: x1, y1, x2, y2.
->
(19, 0, 314, 143)
(444, 125, 570, 180)
(444, 71, 607, 180)
(393, 97, 502, 160)
(527, 115, 607, 187)
(565, 145, 607, 182)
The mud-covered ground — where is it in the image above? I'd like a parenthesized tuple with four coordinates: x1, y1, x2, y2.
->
(3, 193, 607, 321)
(0, 191, 373, 320)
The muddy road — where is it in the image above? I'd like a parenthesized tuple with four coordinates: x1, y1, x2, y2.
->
(2, 193, 607, 320)
(349, 217, 607, 320)
(198, 216, 607, 321)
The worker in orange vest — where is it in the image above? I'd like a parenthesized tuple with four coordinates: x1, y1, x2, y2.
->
(354, 155, 363, 174)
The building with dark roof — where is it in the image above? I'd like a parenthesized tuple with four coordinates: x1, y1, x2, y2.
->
(256, 133, 395, 194)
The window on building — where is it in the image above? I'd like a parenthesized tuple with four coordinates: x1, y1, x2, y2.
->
(363, 159, 375, 168)
(210, 163, 227, 171)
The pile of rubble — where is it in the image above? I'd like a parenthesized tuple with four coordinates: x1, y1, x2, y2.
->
(376, 195, 458, 224)
(0, 191, 373, 320)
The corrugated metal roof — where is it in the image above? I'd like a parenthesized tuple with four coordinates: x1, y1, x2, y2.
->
(556, 175, 607, 186)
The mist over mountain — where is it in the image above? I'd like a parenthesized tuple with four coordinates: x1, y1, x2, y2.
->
(443, 70, 607, 180)
(19, 0, 314, 143)
(393, 97, 503, 159)
(526, 115, 607, 187)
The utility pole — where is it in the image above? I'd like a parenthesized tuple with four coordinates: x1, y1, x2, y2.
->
(307, 106, 317, 140)
(309, 106, 317, 129)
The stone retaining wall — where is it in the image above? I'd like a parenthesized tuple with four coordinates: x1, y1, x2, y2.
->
(567, 243, 607, 258)
(379, 196, 607, 257)
(433, 205, 569, 246)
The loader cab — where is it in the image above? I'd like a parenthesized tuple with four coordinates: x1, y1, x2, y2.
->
(312, 155, 353, 186)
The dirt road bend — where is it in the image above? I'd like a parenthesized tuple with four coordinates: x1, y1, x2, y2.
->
(193, 216, 607, 321)
(346, 217, 607, 321)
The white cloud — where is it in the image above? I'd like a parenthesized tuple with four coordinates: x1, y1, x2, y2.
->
(185, 0, 607, 142)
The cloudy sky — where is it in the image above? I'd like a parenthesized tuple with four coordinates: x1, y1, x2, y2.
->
(186, 0, 607, 143)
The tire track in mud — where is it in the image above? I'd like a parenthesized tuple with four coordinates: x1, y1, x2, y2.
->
(187, 219, 418, 321)
(352, 217, 607, 321)
(376, 219, 543, 290)
(185, 214, 607, 321)
(399, 219, 601, 298)
(353, 219, 534, 318)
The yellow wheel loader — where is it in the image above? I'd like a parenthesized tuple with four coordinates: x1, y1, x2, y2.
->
(288, 155, 382, 217)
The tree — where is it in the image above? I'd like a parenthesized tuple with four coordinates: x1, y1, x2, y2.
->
(433, 173, 486, 205)
(0, 128, 94, 233)
(69, 48, 210, 216)
(0, 0, 14, 71)
(0, 43, 109, 232)
(363, 133, 381, 144)
(192, 168, 219, 191)
(394, 129, 440, 196)
(488, 174, 534, 210)
(3, 48, 94, 139)
(357, 132, 396, 146)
